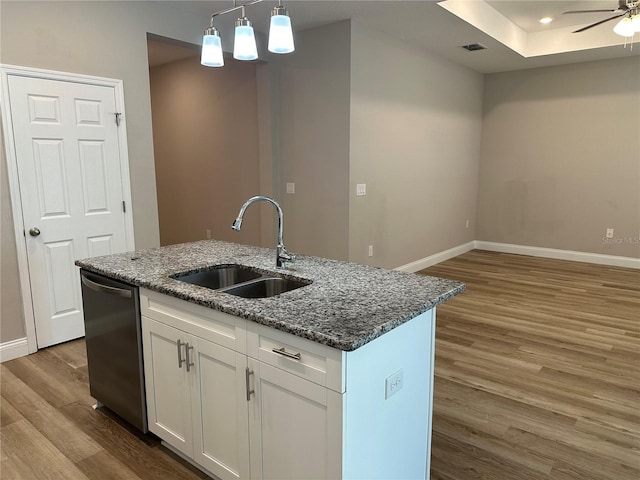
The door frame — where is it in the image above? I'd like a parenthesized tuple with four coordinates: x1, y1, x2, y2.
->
(0, 64, 136, 354)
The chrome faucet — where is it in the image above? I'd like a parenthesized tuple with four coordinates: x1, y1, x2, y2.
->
(232, 195, 295, 269)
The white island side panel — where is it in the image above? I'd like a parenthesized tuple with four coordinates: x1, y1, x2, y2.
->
(343, 308, 436, 479)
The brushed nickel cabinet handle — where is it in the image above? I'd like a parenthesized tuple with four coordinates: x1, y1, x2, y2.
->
(177, 339, 185, 368)
(272, 347, 301, 361)
(245, 368, 255, 401)
(185, 343, 195, 372)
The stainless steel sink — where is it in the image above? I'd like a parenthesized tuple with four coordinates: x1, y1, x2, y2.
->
(222, 277, 309, 298)
(171, 264, 311, 299)
(172, 265, 262, 290)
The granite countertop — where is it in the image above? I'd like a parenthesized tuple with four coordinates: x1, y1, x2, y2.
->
(75, 240, 465, 351)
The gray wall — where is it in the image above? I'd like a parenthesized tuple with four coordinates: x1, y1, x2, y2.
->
(0, 1, 215, 343)
(1, 127, 25, 342)
(349, 22, 483, 268)
(150, 56, 262, 247)
(274, 21, 351, 261)
(477, 57, 640, 258)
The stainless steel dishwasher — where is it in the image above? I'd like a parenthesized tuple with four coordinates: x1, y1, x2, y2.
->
(80, 269, 148, 433)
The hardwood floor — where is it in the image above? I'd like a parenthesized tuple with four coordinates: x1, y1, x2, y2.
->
(0, 338, 209, 479)
(420, 250, 640, 480)
(1, 250, 638, 479)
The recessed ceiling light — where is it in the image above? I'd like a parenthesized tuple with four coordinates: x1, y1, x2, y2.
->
(539, 17, 553, 24)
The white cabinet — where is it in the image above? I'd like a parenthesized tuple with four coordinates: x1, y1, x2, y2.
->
(142, 318, 193, 455)
(140, 288, 436, 480)
(245, 317, 344, 479)
(247, 358, 342, 480)
(141, 292, 250, 480)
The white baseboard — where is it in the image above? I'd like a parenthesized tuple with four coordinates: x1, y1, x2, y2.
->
(0, 337, 29, 363)
(395, 241, 475, 273)
(474, 241, 640, 269)
(395, 240, 640, 272)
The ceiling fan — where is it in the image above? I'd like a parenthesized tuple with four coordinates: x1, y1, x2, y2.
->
(563, 0, 639, 34)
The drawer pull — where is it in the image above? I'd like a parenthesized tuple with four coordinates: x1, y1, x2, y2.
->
(272, 347, 301, 361)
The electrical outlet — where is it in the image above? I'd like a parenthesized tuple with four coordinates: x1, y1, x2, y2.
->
(368, 245, 374, 257)
(385, 369, 403, 399)
(286, 182, 295, 194)
(206, 229, 212, 240)
(606, 228, 614, 239)
(356, 184, 367, 196)
(465, 219, 470, 229)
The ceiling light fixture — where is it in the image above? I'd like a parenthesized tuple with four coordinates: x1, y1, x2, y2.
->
(269, 1, 295, 54)
(538, 17, 553, 24)
(612, 3, 640, 41)
(614, 16, 635, 36)
(200, 0, 295, 68)
(234, 6, 258, 60)
(201, 25, 224, 67)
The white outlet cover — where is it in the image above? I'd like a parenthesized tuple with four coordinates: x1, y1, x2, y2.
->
(385, 369, 403, 399)
(286, 182, 295, 194)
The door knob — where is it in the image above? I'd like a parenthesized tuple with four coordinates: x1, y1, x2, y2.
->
(29, 227, 41, 237)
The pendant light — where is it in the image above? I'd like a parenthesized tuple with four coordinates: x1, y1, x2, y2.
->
(201, 25, 224, 67)
(200, 0, 295, 68)
(268, 1, 295, 54)
(234, 6, 258, 61)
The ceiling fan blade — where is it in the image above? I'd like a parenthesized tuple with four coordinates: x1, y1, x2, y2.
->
(572, 13, 625, 33)
(564, 9, 620, 14)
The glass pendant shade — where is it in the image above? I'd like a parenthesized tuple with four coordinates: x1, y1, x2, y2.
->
(613, 17, 635, 37)
(631, 14, 640, 33)
(268, 6, 295, 54)
(201, 27, 224, 67)
(234, 18, 258, 61)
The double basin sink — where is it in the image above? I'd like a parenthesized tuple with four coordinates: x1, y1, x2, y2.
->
(171, 265, 311, 299)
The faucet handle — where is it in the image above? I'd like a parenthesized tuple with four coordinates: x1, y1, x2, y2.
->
(278, 247, 296, 267)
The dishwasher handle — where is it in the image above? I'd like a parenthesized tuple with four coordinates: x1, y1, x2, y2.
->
(81, 274, 133, 299)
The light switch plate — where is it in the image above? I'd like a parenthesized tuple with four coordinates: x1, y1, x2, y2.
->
(356, 184, 366, 196)
(286, 182, 295, 194)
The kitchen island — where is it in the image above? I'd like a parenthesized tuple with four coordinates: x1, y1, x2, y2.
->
(76, 239, 464, 480)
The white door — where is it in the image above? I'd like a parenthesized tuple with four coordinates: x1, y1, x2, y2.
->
(142, 317, 194, 456)
(192, 337, 250, 480)
(5, 72, 131, 348)
(248, 359, 343, 480)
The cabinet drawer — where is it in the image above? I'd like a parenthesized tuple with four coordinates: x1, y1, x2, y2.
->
(247, 322, 344, 393)
(141, 289, 246, 354)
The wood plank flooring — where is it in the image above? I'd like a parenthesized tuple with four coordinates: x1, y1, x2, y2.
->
(420, 250, 640, 480)
(0, 338, 209, 479)
(1, 250, 638, 479)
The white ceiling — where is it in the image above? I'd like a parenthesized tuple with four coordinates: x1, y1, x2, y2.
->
(486, 1, 623, 33)
(148, 1, 640, 73)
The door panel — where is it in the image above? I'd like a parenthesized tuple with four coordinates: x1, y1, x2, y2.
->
(33, 138, 69, 217)
(249, 360, 342, 480)
(78, 140, 110, 214)
(86, 235, 114, 257)
(7, 74, 130, 348)
(192, 337, 250, 480)
(142, 317, 193, 456)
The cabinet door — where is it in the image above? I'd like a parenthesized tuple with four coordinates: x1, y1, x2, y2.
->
(191, 337, 250, 480)
(141, 316, 193, 456)
(248, 358, 342, 480)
